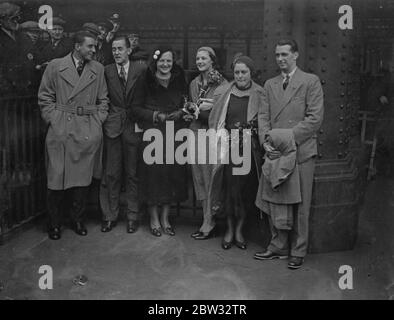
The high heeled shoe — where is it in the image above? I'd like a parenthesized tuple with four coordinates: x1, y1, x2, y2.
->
(163, 226, 175, 236)
(221, 239, 233, 250)
(150, 227, 162, 237)
(191, 230, 202, 238)
(235, 240, 247, 250)
(194, 228, 217, 240)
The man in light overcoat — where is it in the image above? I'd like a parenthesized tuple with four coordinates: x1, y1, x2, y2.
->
(38, 30, 109, 240)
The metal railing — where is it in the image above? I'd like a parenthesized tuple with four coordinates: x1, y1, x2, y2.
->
(0, 95, 47, 242)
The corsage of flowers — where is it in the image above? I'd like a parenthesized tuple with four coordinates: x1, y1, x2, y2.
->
(153, 50, 160, 60)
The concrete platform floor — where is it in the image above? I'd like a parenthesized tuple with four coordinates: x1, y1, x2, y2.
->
(0, 174, 393, 300)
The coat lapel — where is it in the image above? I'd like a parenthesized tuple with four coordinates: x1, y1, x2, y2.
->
(247, 82, 261, 122)
(59, 54, 79, 90)
(108, 64, 125, 101)
(273, 69, 303, 120)
(125, 61, 139, 98)
(69, 60, 98, 100)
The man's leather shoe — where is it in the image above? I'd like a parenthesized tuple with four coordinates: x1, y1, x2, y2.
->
(254, 250, 288, 260)
(288, 256, 304, 270)
(127, 220, 139, 233)
(74, 222, 87, 236)
(101, 221, 116, 232)
(48, 226, 61, 240)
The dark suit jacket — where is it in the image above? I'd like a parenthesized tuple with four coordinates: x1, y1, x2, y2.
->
(103, 61, 147, 138)
(258, 68, 324, 163)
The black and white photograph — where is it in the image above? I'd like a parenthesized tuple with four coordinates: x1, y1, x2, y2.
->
(0, 0, 393, 304)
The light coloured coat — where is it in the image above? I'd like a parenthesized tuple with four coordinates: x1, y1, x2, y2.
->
(38, 53, 109, 190)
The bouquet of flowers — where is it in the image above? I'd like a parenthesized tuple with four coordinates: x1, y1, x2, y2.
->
(233, 119, 259, 153)
(182, 69, 224, 119)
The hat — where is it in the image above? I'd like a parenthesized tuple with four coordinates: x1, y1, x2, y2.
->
(82, 22, 100, 36)
(0, 2, 20, 18)
(128, 33, 139, 38)
(96, 20, 112, 30)
(20, 21, 41, 31)
(52, 17, 66, 27)
(197, 46, 216, 58)
(233, 55, 255, 74)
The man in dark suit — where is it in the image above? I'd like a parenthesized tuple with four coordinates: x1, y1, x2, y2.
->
(255, 39, 324, 269)
(100, 35, 147, 233)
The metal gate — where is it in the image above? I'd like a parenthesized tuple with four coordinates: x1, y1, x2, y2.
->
(0, 96, 47, 242)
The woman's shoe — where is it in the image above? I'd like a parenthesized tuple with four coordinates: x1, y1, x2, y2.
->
(194, 228, 217, 240)
(221, 239, 233, 250)
(191, 230, 202, 238)
(150, 227, 162, 237)
(235, 240, 247, 250)
(163, 226, 175, 236)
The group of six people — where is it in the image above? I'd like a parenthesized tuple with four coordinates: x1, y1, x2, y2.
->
(38, 29, 324, 270)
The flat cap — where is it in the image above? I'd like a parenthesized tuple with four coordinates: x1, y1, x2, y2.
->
(82, 22, 100, 36)
(52, 17, 66, 26)
(20, 21, 41, 31)
(0, 2, 21, 18)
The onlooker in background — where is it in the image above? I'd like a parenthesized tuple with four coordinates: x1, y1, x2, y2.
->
(128, 33, 149, 64)
(37, 17, 73, 71)
(0, 2, 38, 95)
(94, 19, 119, 65)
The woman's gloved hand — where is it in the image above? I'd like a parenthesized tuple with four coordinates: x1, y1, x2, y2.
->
(167, 109, 185, 121)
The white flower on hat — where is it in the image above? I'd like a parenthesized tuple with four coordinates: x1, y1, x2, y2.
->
(153, 50, 160, 60)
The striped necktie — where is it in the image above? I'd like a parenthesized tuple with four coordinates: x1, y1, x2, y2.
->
(283, 74, 290, 90)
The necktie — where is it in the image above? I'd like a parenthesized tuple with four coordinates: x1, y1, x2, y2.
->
(119, 65, 127, 89)
(77, 60, 84, 76)
(283, 74, 290, 90)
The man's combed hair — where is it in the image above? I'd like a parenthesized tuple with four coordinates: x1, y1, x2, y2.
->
(276, 39, 299, 53)
(111, 35, 131, 48)
(73, 30, 96, 45)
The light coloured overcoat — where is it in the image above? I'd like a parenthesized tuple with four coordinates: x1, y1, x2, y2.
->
(38, 53, 109, 190)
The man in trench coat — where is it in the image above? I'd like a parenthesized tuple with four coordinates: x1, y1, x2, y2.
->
(254, 39, 324, 269)
(38, 30, 109, 240)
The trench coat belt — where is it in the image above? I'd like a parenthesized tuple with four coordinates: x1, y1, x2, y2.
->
(55, 103, 98, 116)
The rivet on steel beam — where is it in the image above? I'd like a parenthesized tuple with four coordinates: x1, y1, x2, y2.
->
(339, 117, 344, 121)
(322, 43, 327, 48)
(319, 129, 324, 134)
(319, 141, 323, 146)
(339, 128, 343, 133)
(340, 93, 345, 97)
(321, 80, 326, 85)
(321, 68, 326, 72)
(341, 81, 345, 85)
(339, 140, 343, 145)
(318, 154, 323, 158)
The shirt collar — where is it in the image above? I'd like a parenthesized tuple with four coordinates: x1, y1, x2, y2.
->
(282, 66, 297, 80)
(117, 60, 130, 75)
(71, 53, 83, 68)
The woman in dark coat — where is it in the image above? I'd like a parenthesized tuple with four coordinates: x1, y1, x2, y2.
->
(134, 46, 188, 237)
(208, 56, 263, 250)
